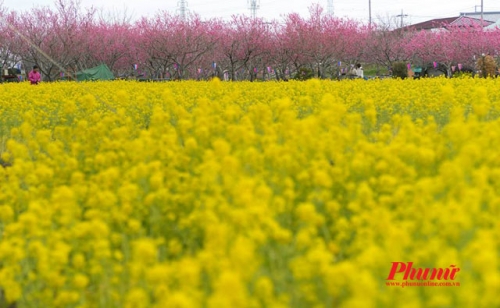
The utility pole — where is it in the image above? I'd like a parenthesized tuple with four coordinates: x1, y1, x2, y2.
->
(327, 0, 334, 16)
(369, 0, 372, 27)
(396, 9, 408, 28)
(177, 0, 188, 21)
(481, 0, 484, 25)
(248, 0, 260, 19)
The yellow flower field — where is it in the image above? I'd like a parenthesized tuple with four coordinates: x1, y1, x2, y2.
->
(0, 78, 499, 307)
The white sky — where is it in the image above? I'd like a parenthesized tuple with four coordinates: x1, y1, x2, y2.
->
(1, 0, 499, 25)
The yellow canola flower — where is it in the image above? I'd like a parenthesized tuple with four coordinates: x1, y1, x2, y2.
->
(131, 238, 158, 267)
(0, 79, 498, 307)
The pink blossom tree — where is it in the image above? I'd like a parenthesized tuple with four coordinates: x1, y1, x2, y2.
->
(1, 1, 500, 81)
(405, 24, 500, 76)
(280, 5, 368, 79)
(0, 10, 23, 71)
(82, 20, 137, 77)
(137, 13, 217, 80)
(11, 0, 96, 81)
(212, 15, 272, 81)
(363, 22, 415, 71)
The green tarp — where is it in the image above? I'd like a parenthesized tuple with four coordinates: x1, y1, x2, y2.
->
(76, 64, 114, 81)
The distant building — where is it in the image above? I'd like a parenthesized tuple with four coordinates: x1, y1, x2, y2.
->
(486, 20, 500, 30)
(402, 16, 494, 32)
(460, 11, 500, 23)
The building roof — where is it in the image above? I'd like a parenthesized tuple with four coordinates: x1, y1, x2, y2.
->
(460, 11, 500, 23)
(403, 16, 494, 31)
(406, 17, 458, 30)
(486, 19, 500, 30)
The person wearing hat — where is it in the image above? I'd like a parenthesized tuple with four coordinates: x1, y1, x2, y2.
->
(28, 65, 41, 85)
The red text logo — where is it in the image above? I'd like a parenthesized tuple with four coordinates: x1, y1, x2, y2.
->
(386, 262, 460, 281)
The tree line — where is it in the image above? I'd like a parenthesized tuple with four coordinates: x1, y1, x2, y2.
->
(1, 0, 500, 81)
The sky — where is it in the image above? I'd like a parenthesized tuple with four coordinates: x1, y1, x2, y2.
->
(1, 0, 499, 25)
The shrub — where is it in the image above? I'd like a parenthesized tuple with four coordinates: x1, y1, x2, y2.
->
(391, 62, 408, 79)
(476, 54, 497, 78)
(294, 67, 314, 81)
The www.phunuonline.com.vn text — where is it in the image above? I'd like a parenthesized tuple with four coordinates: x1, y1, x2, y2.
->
(386, 281, 461, 288)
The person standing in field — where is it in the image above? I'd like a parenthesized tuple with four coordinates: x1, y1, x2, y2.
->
(28, 65, 41, 85)
(355, 63, 364, 79)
